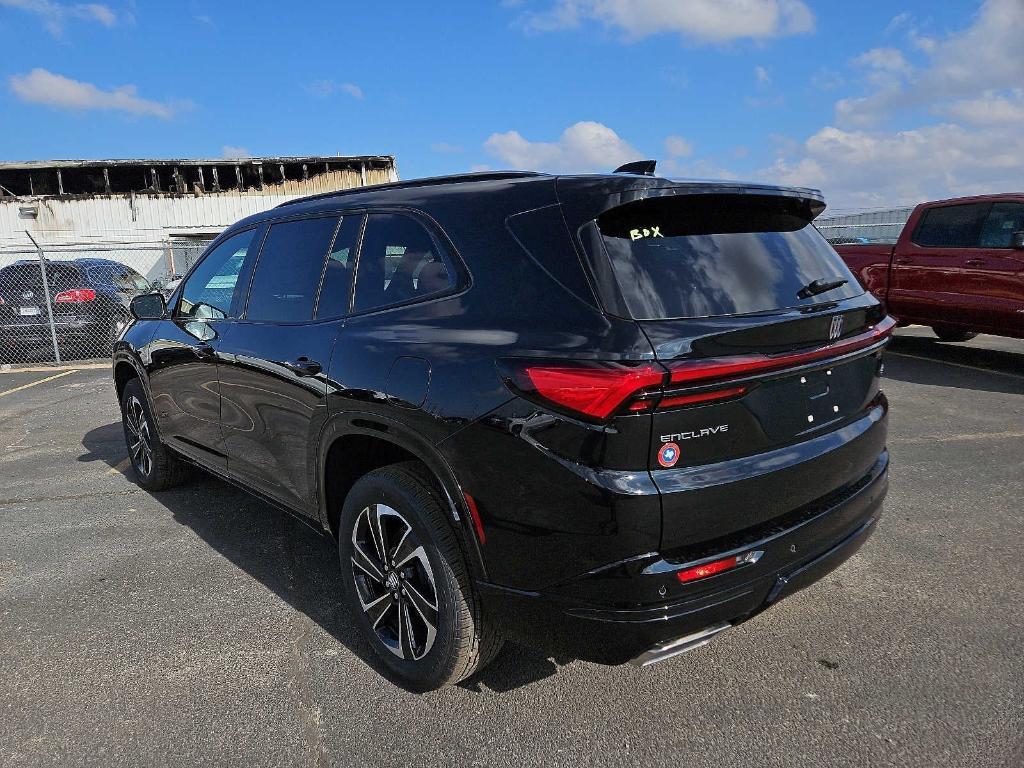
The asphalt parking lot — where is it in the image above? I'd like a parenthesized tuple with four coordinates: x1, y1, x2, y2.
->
(1, 328, 1022, 768)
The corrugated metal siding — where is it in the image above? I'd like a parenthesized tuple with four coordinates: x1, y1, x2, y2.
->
(815, 207, 914, 242)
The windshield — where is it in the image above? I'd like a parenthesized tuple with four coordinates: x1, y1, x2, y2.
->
(591, 195, 862, 320)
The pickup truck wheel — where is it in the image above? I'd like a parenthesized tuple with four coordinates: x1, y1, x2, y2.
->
(338, 461, 502, 691)
(932, 326, 977, 343)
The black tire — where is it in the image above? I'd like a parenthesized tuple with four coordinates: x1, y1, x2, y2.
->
(120, 377, 190, 491)
(338, 461, 502, 691)
(932, 325, 977, 343)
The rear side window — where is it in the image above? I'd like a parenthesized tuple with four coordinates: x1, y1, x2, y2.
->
(178, 229, 256, 319)
(978, 202, 1024, 248)
(246, 216, 339, 322)
(352, 213, 456, 313)
(315, 214, 363, 319)
(590, 195, 861, 320)
(912, 203, 988, 248)
(86, 265, 150, 292)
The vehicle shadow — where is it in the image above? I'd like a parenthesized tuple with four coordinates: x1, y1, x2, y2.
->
(884, 336, 1024, 395)
(80, 421, 567, 693)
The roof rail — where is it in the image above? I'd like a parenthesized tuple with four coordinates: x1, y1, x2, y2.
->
(276, 170, 545, 208)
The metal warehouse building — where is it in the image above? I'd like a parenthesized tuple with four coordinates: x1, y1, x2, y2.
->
(0, 155, 398, 283)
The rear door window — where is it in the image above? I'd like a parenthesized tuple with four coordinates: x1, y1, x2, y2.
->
(978, 202, 1024, 248)
(352, 213, 456, 313)
(314, 214, 363, 319)
(912, 203, 989, 248)
(245, 216, 339, 323)
(590, 195, 861, 320)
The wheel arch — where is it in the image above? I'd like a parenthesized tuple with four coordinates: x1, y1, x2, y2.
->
(317, 411, 488, 580)
(113, 352, 146, 404)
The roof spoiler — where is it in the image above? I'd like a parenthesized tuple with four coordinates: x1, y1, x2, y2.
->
(613, 160, 657, 176)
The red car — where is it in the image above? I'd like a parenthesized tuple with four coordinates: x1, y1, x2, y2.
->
(833, 194, 1024, 341)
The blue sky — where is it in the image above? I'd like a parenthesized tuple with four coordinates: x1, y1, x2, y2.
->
(1, 1, 1021, 210)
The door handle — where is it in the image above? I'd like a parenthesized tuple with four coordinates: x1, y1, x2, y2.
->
(964, 259, 984, 266)
(284, 356, 322, 377)
(894, 257, 913, 264)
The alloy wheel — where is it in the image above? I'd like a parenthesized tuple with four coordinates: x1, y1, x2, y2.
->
(125, 395, 154, 477)
(350, 504, 439, 660)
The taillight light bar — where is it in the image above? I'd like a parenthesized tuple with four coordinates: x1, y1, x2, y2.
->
(54, 288, 96, 303)
(665, 315, 896, 387)
(503, 315, 894, 422)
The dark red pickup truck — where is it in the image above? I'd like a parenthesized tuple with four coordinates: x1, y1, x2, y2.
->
(834, 194, 1024, 341)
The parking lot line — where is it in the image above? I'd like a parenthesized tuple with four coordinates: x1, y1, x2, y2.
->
(0, 362, 109, 374)
(886, 350, 1024, 379)
(0, 370, 77, 398)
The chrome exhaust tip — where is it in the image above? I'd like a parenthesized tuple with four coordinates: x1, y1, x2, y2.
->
(630, 622, 732, 667)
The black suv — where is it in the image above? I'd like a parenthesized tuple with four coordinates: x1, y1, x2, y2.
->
(1, 257, 150, 362)
(113, 169, 891, 690)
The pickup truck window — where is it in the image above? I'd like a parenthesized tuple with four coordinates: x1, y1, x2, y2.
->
(912, 203, 988, 248)
(979, 203, 1024, 248)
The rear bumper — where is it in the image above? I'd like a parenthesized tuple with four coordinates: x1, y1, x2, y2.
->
(0, 318, 100, 344)
(477, 450, 888, 665)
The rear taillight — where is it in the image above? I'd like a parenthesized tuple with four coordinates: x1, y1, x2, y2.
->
(502, 315, 894, 422)
(507, 361, 665, 421)
(53, 288, 96, 303)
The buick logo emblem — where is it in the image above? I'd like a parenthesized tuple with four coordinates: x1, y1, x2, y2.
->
(828, 315, 844, 341)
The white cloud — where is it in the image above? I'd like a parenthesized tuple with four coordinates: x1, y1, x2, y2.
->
(764, 122, 1024, 209)
(484, 121, 642, 172)
(851, 47, 912, 76)
(516, 0, 814, 43)
(754, 65, 771, 84)
(304, 79, 363, 100)
(221, 146, 250, 159)
(768, 0, 1024, 208)
(939, 91, 1024, 126)
(339, 82, 363, 100)
(664, 135, 693, 157)
(0, 0, 116, 36)
(8, 68, 185, 119)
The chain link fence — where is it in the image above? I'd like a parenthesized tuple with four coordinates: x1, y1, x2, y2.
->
(0, 236, 211, 365)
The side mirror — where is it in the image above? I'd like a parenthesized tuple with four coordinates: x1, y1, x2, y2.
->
(130, 292, 167, 320)
(1011, 231, 1024, 249)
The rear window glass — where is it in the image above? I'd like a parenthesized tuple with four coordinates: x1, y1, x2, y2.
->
(591, 195, 861, 320)
(912, 203, 988, 248)
(0, 264, 82, 294)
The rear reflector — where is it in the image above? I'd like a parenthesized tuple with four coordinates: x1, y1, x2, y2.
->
(54, 288, 96, 303)
(464, 492, 486, 545)
(675, 550, 763, 583)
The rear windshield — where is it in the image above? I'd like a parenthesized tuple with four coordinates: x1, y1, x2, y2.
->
(591, 195, 861, 319)
(0, 264, 83, 293)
